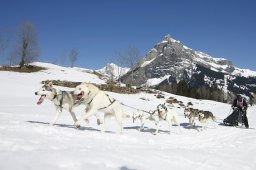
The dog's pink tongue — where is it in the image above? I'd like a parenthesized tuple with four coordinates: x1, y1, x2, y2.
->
(77, 95, 82, 101)
(37, 96, 45, 105)
(76, 91, 84, 101)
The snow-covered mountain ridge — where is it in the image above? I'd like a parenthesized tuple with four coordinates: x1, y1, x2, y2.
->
(96, 63, 129, 81)
(141, 35, 256, 77)
(120, 35, 256, 101)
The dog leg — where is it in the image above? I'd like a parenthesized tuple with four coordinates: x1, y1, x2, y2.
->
(69, 109, 80, 128)
(192, 118, 196, 128)
(168, 121, 172, 135)
(139, 118, 146, 131)
(203, 122, 206, 130)
(205, 120, 209, 130)
(69, 109, 77, 122)
(140, 122, 145, 131)
(188, 118, 192, 128)
(50, 108, 61, 126)
(115, 114, 123, 134)
(173, 117, 182, 134)
(154, 122, 160, 135)
(95, 113, 102, 125)
(119, 123, 123, 134)
(75, 109, 96, 127)
(84, 108, 90, 124)
(201, 121, 206, 131)
(101, 114, 110, 133)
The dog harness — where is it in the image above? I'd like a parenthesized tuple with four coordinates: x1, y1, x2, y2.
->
(59, 91, 64, 108)
(98, 94, 116, 110)
(86, 92, 116, 110)
(51, 91, 64, 110)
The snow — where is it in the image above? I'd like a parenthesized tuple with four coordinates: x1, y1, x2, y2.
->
(1, 62, 256, 170)
(232, 67, 256, 77)
(183, 45, 192, 50)
(194, 51, 256, 78)
(145, 75, 170, 87)
(140, 58, 156, 67)
(32, 62, 105, 84)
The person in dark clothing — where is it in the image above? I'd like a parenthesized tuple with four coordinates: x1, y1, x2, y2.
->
(231, 94, 249, 128)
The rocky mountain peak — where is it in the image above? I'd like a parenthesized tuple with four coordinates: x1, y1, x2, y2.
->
(120, 35, 256, 102)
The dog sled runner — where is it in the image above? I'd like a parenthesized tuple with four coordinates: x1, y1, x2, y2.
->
(223, 108, 244, 126)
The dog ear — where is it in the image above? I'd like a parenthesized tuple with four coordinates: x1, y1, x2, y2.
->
(47, 82, 53, 87)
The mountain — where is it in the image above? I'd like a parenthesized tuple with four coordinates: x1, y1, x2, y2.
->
(120, 35, 256, 102)
(97, 63, 129, 81)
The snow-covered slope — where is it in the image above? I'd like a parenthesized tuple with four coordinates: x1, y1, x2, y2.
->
(97, 63, 129, 81)
(0, 63, 256, 170)
(32, 62, 105, 84)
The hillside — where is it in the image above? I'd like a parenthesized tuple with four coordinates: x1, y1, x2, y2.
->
(0, 62, 256, 170)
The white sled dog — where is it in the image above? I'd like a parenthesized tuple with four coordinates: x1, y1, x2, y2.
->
(74, 83, 129, 133)
(133, 110, 154, 131)
(153, 103, 181, 135)
(35, 82, 101, 127)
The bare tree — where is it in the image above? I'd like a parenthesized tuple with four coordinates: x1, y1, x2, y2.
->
(69, 48, 78, 67)
(0, 30, 9, 65)
(17, 21, 40, 68)
(123, 46, 141, 86)
(113, 52, 129, 84)
(105, 63, 115, 83)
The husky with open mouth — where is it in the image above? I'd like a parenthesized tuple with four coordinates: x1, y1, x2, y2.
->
(35, 82, 101, 127)
(73, 83, 130, 134)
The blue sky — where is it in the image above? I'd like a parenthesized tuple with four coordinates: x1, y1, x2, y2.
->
(0, 0, 255, 70)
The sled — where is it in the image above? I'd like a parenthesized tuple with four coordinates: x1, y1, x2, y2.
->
(223, 108, 244, 126)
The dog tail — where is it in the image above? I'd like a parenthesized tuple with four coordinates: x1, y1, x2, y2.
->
(212, 116, 221, 123)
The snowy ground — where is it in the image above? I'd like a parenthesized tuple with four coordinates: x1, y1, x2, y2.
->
(0, 63, 256, 170)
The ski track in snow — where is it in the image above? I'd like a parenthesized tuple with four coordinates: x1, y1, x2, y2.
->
(0, 64, 256, 170)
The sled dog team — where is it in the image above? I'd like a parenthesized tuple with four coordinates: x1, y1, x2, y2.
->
(35, 82, 217, 134)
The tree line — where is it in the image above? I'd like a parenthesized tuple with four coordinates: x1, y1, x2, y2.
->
(157, 80, 226, 102)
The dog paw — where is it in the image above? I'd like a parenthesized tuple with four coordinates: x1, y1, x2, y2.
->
(75, 124, 80, 129)
(84, 119, 89, 124)
(74, 121, 81, 127)
(97, 119, 102, 125)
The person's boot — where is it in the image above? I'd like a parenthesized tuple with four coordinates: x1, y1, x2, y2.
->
(243, 114, 249, 128)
